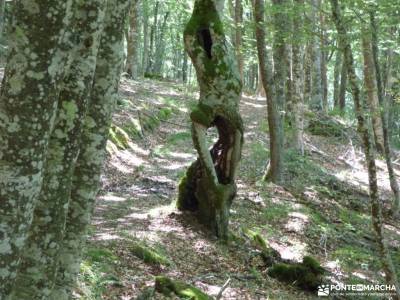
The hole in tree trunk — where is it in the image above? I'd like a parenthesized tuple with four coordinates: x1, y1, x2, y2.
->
(197, 28, 213, 59)
(210, 116, 235, 185)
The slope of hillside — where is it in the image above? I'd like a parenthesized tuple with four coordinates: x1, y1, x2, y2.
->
(76, 77, 400, 299)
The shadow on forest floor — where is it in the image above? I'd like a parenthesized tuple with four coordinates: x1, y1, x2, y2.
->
(76, 77, 400, 300)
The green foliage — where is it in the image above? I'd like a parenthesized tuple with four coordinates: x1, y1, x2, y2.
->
(333, 245, 375, 271)
(77, 247, 122, 299)
(263, 203, 291, 223)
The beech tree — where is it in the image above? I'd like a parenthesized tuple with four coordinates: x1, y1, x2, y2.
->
(330, 0, 399, 293)
(177, 0, 243, 239)
(0, 0, 130, 298)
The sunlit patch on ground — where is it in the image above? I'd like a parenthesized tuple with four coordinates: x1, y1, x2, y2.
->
(78, 78, 400, 299)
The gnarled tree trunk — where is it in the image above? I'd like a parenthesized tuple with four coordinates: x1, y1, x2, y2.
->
(177, 0, 243, 240)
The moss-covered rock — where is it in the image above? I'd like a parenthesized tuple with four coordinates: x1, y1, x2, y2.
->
(130, 242, 170, 266)
(268, 256, 325, 291)
(155, 276, 213, 300)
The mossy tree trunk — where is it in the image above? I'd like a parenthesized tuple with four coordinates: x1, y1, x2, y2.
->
(177, 0, 243, 240)
(330, 0, 400, 294)
(11, 1, 107, 298)
(0, 1, 73, 296)
(50, 1, 131, 298)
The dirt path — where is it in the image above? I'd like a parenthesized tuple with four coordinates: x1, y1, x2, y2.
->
(79, 78, 400, 300)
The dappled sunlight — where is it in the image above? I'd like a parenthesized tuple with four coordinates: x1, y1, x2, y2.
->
(285, 212, 309, 233)
(98, 194, 127, 202)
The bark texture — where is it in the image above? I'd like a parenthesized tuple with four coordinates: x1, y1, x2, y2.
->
(177, 0, 243, 239)
(253, 0, 284, 182)
(330, 0, 400, 294)
(126, 0, 140, 78)
(0, 1, 73, 296)
(291, 0, 305, 154)
(50, 0, 131, 298)
(11, 1, 107, 298)
(362, 28, 385, 154)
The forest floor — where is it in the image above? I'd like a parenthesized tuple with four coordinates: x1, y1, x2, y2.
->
(76, 77, 400, 300)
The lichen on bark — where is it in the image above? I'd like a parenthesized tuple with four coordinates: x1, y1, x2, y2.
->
(177, 0, 243, 239)
(50, 0, 131, 298)
(0, 1, 73, 296)
(11, 1, 107, 298)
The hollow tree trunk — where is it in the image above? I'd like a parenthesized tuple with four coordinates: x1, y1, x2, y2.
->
(330, 0, 400, 294)
(177, 0, 243, 240)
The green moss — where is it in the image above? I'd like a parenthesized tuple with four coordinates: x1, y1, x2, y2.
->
(190, 103, 214, 127)
(109, 125, 130, 149)
(184, 0, 223, 37)
(130, 242, 170, 266)
(268, 256, 325, 291)
(155, 276, 213, 300)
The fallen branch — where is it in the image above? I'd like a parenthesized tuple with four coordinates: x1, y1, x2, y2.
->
(216, 278, 231, 300)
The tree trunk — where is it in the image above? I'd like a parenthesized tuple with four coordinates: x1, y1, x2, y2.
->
(368, 15, 400, 215)
(10, 1, 107, 298)
(234, 0, 244, 81)
(361, 28, 385, 154)
(0, 0, 5, 43)
(330, 0, 400, 294)
(182, 51, 188, 83)
(333, 47, 341, 108)
(0, 1, 74, 295)
(309, 0, 323, 111)
(177, 0, 243, 240)
(303, 43, 312, 106)
(142, 0, 149, 76)
(320, 8, 328, 112)
(126, 0, 140, 78)
(338, 50, 347, 111)
(263, 0, 288, 183)
(146, 0, 159, 74)
(291, 0, 305, 154)
(50, 1, 131, 298)
(152, 11, 170, 75)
